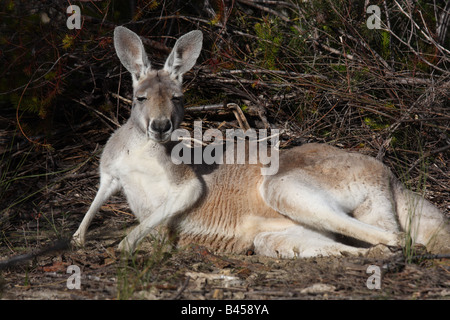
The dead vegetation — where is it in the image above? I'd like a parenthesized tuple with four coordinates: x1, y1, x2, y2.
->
(0, 0, 449, 300)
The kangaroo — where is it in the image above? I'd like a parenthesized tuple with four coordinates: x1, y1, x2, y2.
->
(72, 27, 449, 258)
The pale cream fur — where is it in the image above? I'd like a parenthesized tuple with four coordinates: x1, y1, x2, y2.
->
(72, 27, 450, 258)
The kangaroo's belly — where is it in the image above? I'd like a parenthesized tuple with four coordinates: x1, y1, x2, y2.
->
(171, 163, 294, 253)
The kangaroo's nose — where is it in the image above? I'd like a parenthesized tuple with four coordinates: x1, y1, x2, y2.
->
(150, 118, 172, 135)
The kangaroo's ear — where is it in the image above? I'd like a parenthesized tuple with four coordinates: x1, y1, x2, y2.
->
(114, 26, 151, 85)
(164, 30, 203, 82)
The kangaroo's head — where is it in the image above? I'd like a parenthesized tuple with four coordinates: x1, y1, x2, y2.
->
(114, 27, 203, 143)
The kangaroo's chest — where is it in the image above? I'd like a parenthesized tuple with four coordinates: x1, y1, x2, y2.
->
(117, 143, 171, 219)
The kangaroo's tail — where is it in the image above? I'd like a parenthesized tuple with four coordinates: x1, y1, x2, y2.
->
(392, 175, 450, 254)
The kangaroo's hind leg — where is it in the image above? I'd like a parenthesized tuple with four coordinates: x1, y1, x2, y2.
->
(253, 225, 367, 258)
(352, 189, 400, 234)
(260, 175, 402, 247)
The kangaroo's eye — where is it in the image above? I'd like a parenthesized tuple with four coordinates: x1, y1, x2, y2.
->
(136, 96, 147, 102)
(172, 96, 183, 103)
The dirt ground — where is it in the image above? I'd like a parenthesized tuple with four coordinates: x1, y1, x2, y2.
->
(1, 213, 449, 300)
